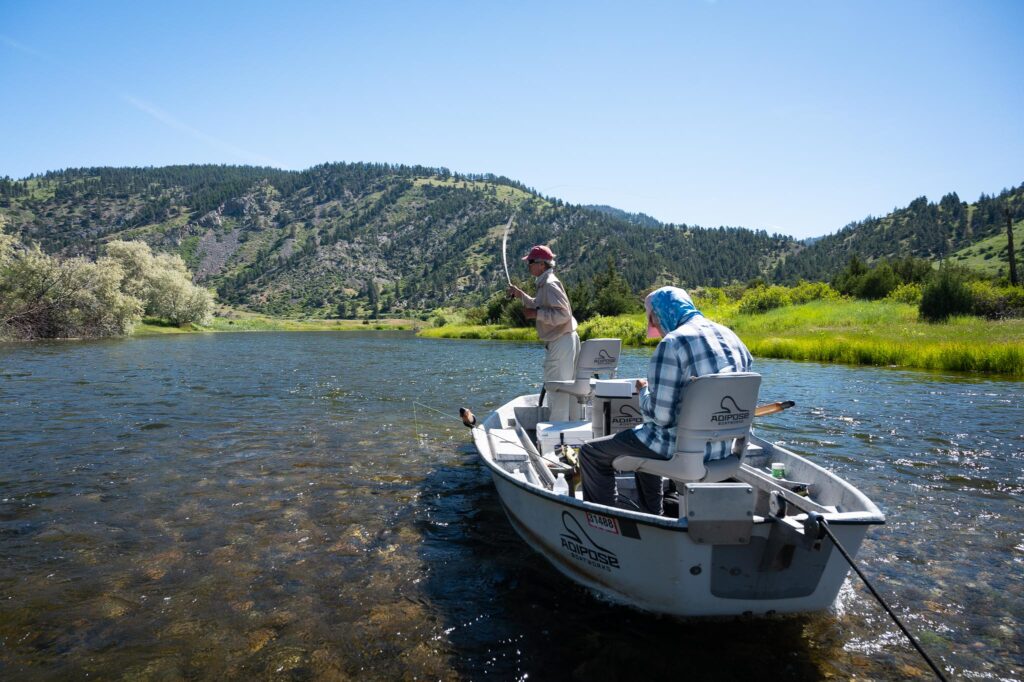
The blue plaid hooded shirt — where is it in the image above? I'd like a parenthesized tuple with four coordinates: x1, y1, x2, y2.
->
(635, 287, 753, 459)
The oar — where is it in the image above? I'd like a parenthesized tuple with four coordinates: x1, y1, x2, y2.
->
(466, 402, 791, 424)
(754, 400, 795, 417)
(458, 406, 557, 489)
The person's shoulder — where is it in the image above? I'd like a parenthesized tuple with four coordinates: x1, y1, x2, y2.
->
(669, 316, 739, 342)
(694, 315, 737, 334)
(668, 316, 708, 337)
(543, 270, 567, 289)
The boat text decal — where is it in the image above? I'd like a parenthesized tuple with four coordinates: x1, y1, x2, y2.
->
(586, 511, 620, 535)
(560, 512, 620, 572)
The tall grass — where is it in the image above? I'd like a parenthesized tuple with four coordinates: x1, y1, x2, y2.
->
(423, 300, 1024, 377)
(579, 314, 651, 346)
(744, 336, 1023, 376)
(723, 300, 919, 334)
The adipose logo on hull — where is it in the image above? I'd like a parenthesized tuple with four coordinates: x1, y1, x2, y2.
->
(559, 511, 620, 572)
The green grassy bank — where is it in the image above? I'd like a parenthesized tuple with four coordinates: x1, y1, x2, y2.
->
(419, 300, 1024, 377)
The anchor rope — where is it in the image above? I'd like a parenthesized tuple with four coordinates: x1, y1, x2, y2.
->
(811, 514, 949, 682)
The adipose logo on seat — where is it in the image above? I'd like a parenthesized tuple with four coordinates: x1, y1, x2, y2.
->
(710, 396, 751, 424)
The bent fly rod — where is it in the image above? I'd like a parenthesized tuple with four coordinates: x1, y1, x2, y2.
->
(501, 214, 515, 286)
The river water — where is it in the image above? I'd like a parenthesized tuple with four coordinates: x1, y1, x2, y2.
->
(0, 332, 1020, 680)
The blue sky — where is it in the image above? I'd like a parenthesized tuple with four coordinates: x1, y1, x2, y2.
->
(1, 1, 1021, 239)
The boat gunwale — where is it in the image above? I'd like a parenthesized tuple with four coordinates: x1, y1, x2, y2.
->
(474, 394, 885, 529)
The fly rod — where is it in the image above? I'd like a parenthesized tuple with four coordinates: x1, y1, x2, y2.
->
(501, 214, 515, 286)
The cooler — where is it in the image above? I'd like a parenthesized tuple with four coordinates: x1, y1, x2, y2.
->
(592, 379, 644, 438)
(536, 420, 592, 455)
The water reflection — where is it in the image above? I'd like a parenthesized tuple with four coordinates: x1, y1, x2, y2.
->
(0, 333, 1020, 679)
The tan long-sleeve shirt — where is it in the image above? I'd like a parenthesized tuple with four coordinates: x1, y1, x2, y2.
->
(521, 269, 578, 343)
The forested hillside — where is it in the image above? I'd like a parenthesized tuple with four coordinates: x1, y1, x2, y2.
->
(1, 165, 1020, 317)
(773, 185, 1024, 282)
(0, 165, 795, 316)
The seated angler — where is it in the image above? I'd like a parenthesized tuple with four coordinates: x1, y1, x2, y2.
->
(579, 286, 753, 515)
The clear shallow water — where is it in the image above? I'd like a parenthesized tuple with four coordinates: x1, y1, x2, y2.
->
(0, 332, 1020, 680)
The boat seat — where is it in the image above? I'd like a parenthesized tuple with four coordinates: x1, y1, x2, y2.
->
(544, 338, 621, 419)
(613, 372, 762, 483)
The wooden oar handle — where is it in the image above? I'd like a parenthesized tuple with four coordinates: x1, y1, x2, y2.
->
(754, 400, 795, 417)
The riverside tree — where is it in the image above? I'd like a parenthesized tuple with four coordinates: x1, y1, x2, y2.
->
(104, 240, 214, 325)
(1, 228, 142, 339)
(1, 229, 214, 340)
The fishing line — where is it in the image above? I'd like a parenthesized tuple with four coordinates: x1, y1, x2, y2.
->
(807, 514, 950, 682)
(413, 400, 460, 421)
(421, 396, 944, 674)
(412, 401, 520, 450)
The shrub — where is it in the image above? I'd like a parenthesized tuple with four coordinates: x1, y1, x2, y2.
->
(738, 285, 792, 314)
(721, 283, 747, 301)
(789, 281, 842, 304)
(567, 281, 595, 322)
(855, 263, 900, 299)
(967, 281, 1024, 319)
(834, 258, 903, 299)
(919, 267, 973, 322)
(692, 287, 728, 308)
(589, 259, 641, 317)
(463, 304, 486, 325)
(0, 243, 143, 339)
(890, 256, 934, 284)
(146, 264, 214, 325)
(480, 290, 528, 326)
(103, 240, 213, 325)
(885, 282, 923, 305)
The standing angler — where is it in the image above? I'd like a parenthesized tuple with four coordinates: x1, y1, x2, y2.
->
(507, 245, 580, 422)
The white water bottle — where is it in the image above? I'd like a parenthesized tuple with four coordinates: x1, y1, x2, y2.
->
(553, 473, 569, 495)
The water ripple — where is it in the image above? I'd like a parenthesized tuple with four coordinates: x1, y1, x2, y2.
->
(0, 333, 1021, 679)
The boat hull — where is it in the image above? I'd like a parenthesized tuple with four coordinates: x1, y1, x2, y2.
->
(491, 472, 870, 617)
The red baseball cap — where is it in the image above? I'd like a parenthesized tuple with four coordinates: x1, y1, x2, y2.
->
(523, 245, 555, 261)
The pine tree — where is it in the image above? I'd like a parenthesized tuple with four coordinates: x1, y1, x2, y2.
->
(367, 279, 380, 319)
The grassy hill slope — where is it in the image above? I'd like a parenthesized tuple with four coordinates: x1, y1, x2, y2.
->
(0, 164, 797, 316)
(2, 166, 1021, 318)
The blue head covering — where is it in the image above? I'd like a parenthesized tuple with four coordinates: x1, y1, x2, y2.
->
(644, 286, 702, 337)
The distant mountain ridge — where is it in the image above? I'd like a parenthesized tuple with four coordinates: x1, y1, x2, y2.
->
(0, 164, 794, 315)
(583, 205, 664, 229)
(773, 185, 1024, 282)
(1, 165, 1020, 315)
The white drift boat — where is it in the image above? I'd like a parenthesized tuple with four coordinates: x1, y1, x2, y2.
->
(466, 338, 885, 618)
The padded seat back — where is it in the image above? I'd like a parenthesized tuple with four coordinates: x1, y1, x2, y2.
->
(613, 372, 762, 484)
(575, 337, 621, 380)
(544, 338, 622, 402)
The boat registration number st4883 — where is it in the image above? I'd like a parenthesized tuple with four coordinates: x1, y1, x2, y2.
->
(586, 512, 619, 535)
